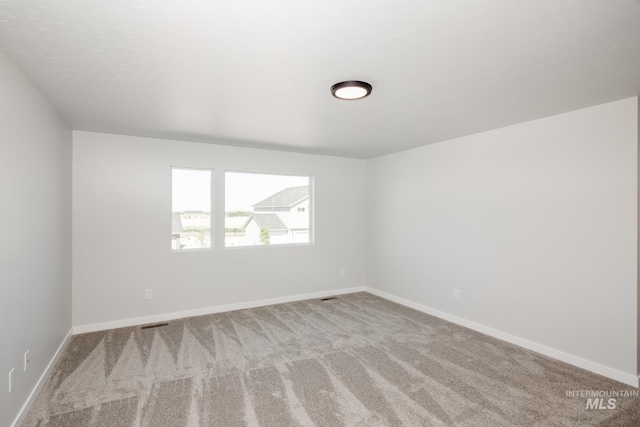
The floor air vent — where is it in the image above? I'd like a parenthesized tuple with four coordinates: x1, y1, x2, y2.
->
(140, 322, 169, 330)
(320, 297, 337, 301)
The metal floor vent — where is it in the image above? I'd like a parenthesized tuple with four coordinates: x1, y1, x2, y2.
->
(140, 322, 169, 330)
(320, 297, 338, 301)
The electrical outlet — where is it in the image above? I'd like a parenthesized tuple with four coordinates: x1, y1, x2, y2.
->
(24, 350, 30, 372)
(340, 268, 346, 277)
(9, 368, 14, 393)
(453, 289, 461, 300)
(145, 289, 153, 299)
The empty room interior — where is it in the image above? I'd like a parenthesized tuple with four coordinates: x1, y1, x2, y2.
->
(2, 1, 640, 426)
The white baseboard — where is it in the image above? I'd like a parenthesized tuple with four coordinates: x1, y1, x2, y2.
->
(74, 286, 367, 334)
(11, 328, 73, 427)
(365, 287, 639, 388)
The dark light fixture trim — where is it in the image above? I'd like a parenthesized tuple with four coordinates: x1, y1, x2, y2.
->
(331, 80, 372, 100)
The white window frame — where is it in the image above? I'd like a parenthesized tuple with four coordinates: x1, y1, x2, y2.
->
(171, 166, 214, 252)
(224, 170, 314, 248)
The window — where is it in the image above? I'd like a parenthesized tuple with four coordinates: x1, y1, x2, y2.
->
(225, 171, 312, 247)
(171, 168, 212, 250)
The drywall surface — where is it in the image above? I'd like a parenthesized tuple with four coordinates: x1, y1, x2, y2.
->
(0, 52, 72, 425)
(366, 98, 638, 378)
(72, 131, 366, 327)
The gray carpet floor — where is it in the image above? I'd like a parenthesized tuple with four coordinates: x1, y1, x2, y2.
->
(23, 292, 640, 426)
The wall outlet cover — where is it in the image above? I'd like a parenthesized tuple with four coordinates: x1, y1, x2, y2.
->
(9, 368, 15, 393)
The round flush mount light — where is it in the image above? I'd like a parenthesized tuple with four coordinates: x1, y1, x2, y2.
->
(331, 80, 372, 100)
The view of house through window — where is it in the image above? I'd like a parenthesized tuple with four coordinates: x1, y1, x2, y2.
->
(171, 168, 212, 250)
(225, 172, 311, 247)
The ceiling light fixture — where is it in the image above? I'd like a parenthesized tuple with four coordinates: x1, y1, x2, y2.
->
(331, 80, 372, 100)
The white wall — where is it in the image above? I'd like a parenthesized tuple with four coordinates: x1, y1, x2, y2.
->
(0, 53, 72, 425)
(366, 98, 638, 381)
(72, 131, 366, 328)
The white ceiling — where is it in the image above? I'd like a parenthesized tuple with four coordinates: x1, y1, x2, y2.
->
(1, 0, 639, 159)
